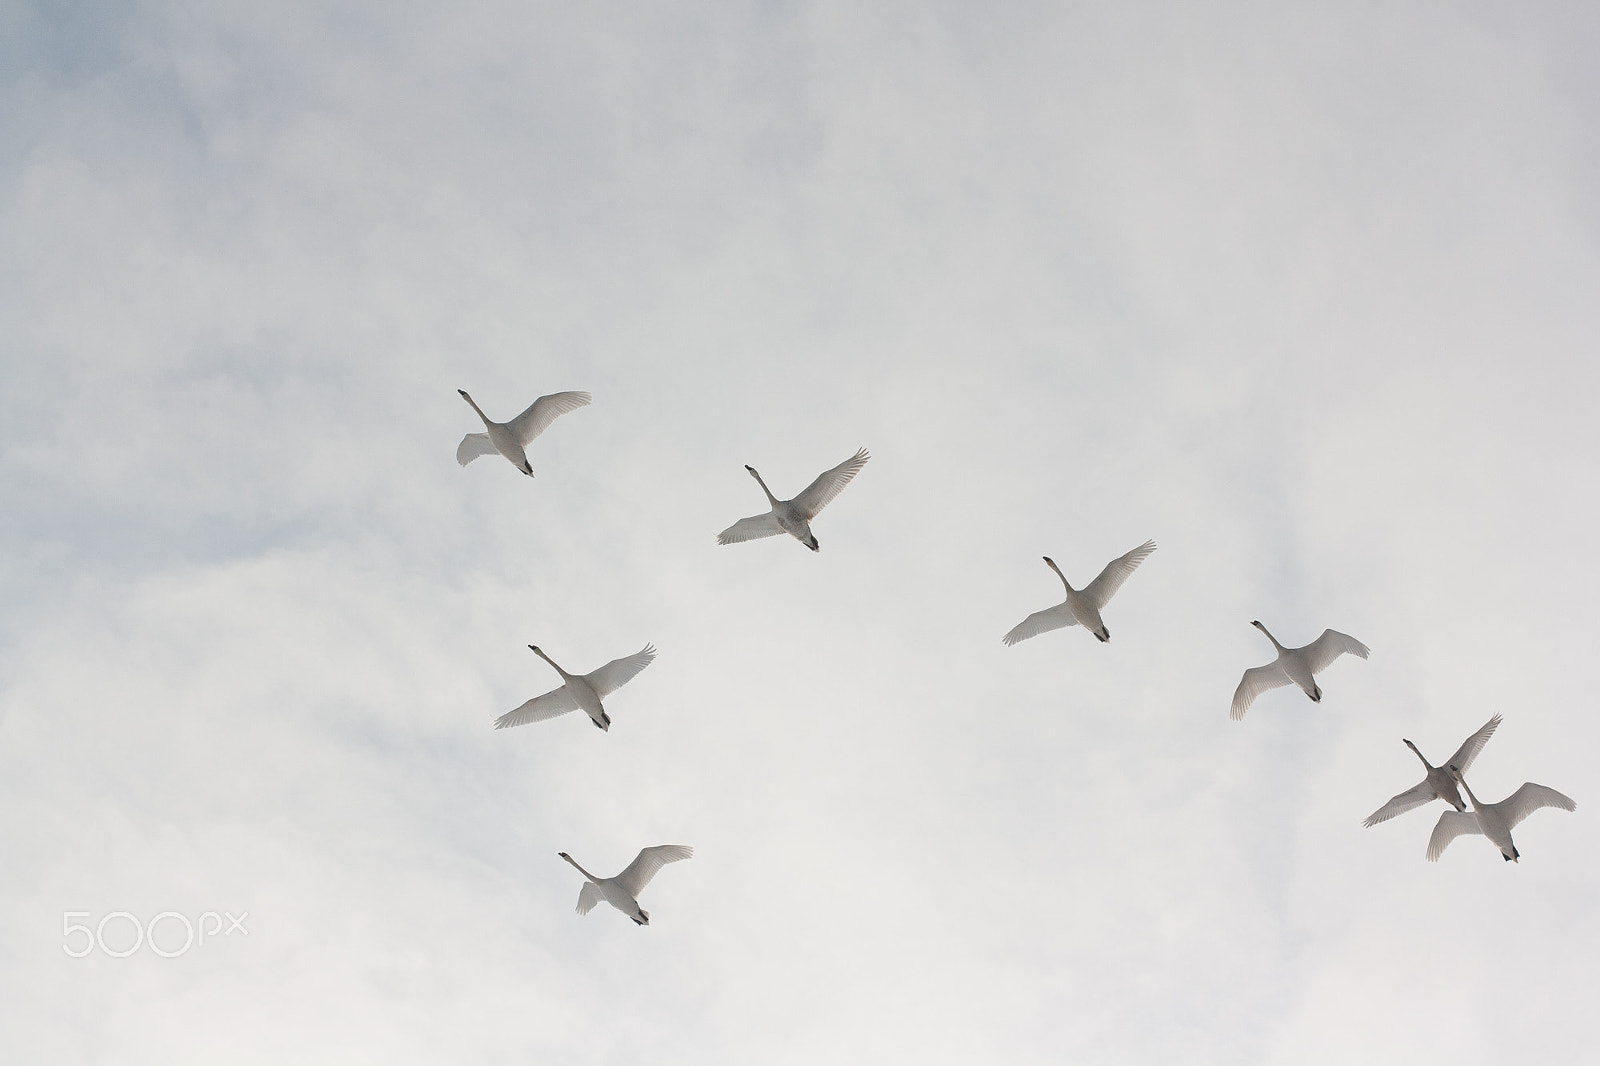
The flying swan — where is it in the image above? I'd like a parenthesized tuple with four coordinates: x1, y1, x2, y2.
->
(1426, 768, 1575, 862)
(1363, 714, 1501, 827)
(493, 644, 656, 731)
(1230, 621, 1369, 721)
(1002, 540, 1157, 646)
(717, 448, 870, 552)
(558, 845, 693, 925)
(456, 388, 591, 477)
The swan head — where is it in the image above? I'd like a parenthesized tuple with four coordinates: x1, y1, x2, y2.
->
(528, 645, 542, 654)
(1251, 620, 1264, 630)
(1447, 764, 1464, 781)
(457, 389, 471, 401)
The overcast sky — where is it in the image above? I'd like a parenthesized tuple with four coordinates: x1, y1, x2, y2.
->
(4, 2, 1598, 1063)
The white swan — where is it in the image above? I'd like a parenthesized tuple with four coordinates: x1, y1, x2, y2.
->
(456, 388, 591, 477)
(493, 644, 656, 731)
(1363, 714, 1501, 827)
(1002, 540, 1156, 646)
(1230, 621, 1369, 721)
(558, 845, 693, 925)
(1426, 768, 1575, 862)
(717, 448, 870, 552)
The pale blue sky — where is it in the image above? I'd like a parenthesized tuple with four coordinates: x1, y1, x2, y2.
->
(3, 3, 1597, 1063)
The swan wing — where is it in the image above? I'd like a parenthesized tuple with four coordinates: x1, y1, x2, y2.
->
(1363, 779, 1437, 827)
(1427, 810, 1482, 861)
(790, 448, 870, 520)
(457, 432, 498, 466)
(1082, 540, 1157, 609)
(616, 844, 693, 897)
(717, 513, 783, 545)
(493, 685, 580, 729)
(508, 391, 592, 445)
(583, 644, 656, 699)
(1501, 782, 1577, 830)
(575, 881, 602, 916)
(1443, 714, 1502, 774)
(1304, 629, 1370, 673)
(1002, 603, 1076, 646)
(1231, 663, 1292, 720)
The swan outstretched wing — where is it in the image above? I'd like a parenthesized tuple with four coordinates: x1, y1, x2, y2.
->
(1002, 603, 1075, 646)
(1444, 714, 1502, 774)
(790, 448, 870, 520)
(1231, 663, 1292, 720)
(1082, 540, 1157, 609)
(457, 432, 498, 466)
(1363, 779, 1437, 827)
(575, 881, 602, 916)
(1502, 782, 1577, 830)
(584, 644, 656, 699)
(717, 513, 783, 545)
(494, 686, 580, 729)
(1427, 810, 1482, 861)
(616, 844, 693, 897)
(1304, 629, 1370, 673)
(508, 391, 592, 445)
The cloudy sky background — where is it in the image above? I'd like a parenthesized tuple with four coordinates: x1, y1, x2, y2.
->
(3, 2, 1598, 1062)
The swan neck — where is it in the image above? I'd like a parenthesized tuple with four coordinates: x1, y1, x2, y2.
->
(1457, 775, 1481, 810)
(531, 646, 568, 676)
(561, 853, 599, 882)
(1044, 558, 1073, 593)
(1404, 740, 1430, 769)
(749, 468, 779, 506)
(461, 392, 493, 428)
(1257, 624, 1284, 651)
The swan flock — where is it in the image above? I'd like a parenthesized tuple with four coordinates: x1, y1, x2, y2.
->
(454, 385, 1576, 928)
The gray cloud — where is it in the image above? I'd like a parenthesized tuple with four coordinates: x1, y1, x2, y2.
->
(3, 2, 1597, 1062)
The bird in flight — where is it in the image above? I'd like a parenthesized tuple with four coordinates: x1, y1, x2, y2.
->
(1230, 621, 1368, 721)
(717, 448, 870, 552)
(1002, 540, 1156, 646)
(456, 388, 591, 477)
(493, 644, 656, 731)
(1426, 768, 1575, 863)
(558, 845, 694, 925)
(1363, 715, 1501, 827)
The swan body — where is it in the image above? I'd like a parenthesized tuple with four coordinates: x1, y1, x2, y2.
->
(457, 388, 591, 477)
(1427, 768, 1575, 862)
(1230, 621, 1369, 720)
(1002, 540, 1157, 645)
(558, 845, 693, 925)
(1363, 715, 1501, 827)
(717, 448, 870, 552)
(494, 644, 656, 731)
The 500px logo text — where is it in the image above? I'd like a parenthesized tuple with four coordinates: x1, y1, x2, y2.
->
(62, 911, 249, 958)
